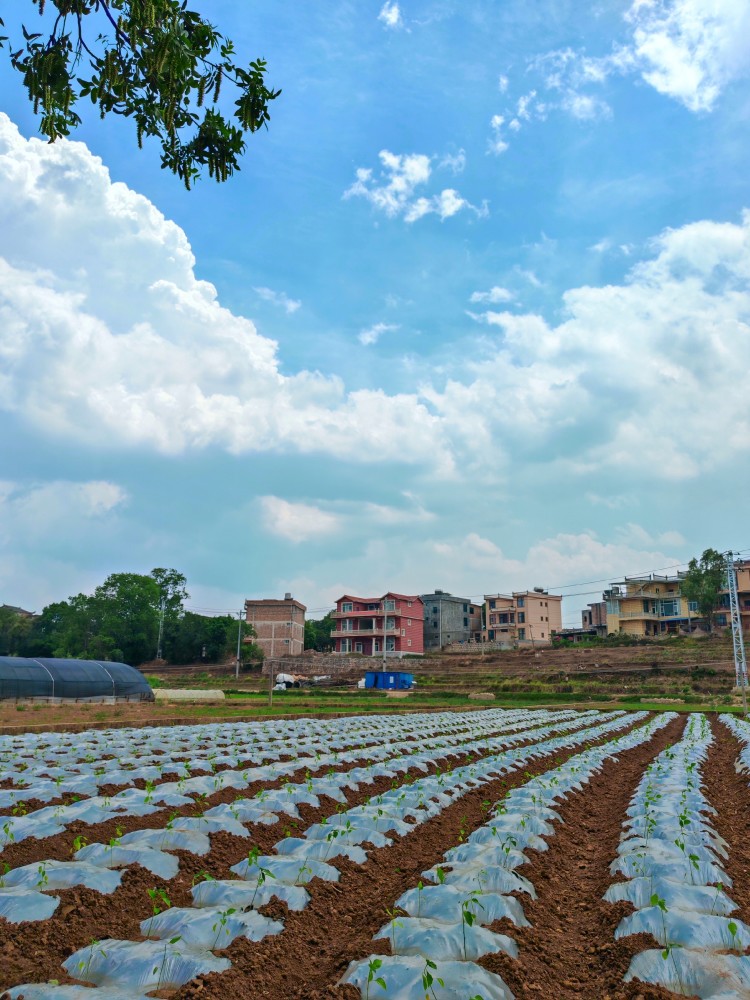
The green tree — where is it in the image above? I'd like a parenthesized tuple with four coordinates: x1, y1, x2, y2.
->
(0, 607, 32, 655)
(90, 571, 161, 663)
(1, 1, 280, 187)
(682, 548, 727, 632)
(304, 612, 334, 652)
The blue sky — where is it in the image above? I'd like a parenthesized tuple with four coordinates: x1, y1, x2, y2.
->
(1, 0, 749, 626)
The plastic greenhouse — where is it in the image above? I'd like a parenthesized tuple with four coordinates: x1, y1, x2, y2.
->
(0, 657, 154, 702)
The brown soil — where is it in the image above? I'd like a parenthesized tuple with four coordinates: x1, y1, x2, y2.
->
(0, 718, 574, 990)
(173, 715, 657, 1000)
(701, 719, 750, 918)
(476, 714, 686, 999)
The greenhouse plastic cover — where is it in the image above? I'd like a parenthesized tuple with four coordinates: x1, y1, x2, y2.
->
(141, 904, 283, 949)
(340, 954, 513, 1000)
(0, 657, 153, 701)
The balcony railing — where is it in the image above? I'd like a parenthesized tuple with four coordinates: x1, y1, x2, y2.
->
(332, 606, 397, 617)
(330, 628, 399, 638)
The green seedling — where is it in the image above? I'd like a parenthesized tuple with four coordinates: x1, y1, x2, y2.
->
(365, 956, 387, 999)
(421, 957, 444, 999)
(146, 887, 172, 937)
(385, 906, 405, 953)
(77, 939, 106, 983)
(152, 935, 181, 993)
(211, 907, 237, 949)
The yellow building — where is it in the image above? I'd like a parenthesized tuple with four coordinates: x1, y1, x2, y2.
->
(605, 561, 750, 637)
(604, 574, 694, 637)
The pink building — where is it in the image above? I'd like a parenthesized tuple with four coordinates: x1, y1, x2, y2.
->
(331, 593, 424, 657)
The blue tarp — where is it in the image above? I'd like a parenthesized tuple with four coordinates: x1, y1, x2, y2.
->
(365, 671, 413, 690)
(0, 657, 154, 701)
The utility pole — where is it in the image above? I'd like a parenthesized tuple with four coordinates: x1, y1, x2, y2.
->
(726, 551, 748, 714)
(235, 608, 243, 681)
(156, 595, 165, 661)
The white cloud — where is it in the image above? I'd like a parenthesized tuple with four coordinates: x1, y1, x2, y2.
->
(253, 286, 301, 314)
(378, 1, 403, 29)
(0, 117, 450, 472)
(488, 115, 509, 155)
(259, 497, 340, 543)
(0, 480, 128, 544)
(469, 286, 514, 305)
(560, 91, 612, 121)
(527, 1, 750, 119)
(345, 149, 486, 223)
(259, 493, 434, 545)
(439, 149, 466, 174)
(358, 322, 399, 346)
(627, 0, 750, 111)
(498, 74, 509, 93)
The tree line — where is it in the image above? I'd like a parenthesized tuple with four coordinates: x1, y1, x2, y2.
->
(0, 568, 261, 667)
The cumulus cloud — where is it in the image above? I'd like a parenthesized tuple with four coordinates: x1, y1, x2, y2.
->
(259, 493, 433, 544)
(358, 322, 399, 346)
(0, 116, 449, 471)
(2, 116, 750, 490)
(260, 497, 340, 543)
(378, 1, 403, 29)
(253, 286, 301, 314)
(527, 0, 749, 120)
(344, 149, 486, 222)
(439, 149, 466, 174)
(627, 0, 750, 111)
(469, 286, 514, 305)
(0, 480, 128, 544)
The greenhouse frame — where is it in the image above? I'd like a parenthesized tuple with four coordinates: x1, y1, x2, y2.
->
(0, 657, 154, 702)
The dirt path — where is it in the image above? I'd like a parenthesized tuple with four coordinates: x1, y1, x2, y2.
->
(173, 715, 657, 1000)
(702, 718, 750, 920)
(474, 713, 685, 1000)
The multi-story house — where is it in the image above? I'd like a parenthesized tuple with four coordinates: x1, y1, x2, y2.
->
(603, 574, 691, 636)
(244, 594, 306, 657)
(331, 593, 424, 657)
(421, 591, 483, 649)
(715, 559, 750, 631)
(483, 590, 562, 646)
(581, 601, 608, 636)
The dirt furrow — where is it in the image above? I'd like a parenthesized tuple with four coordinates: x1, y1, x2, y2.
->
(475, 714, 685, 1000)
(701, 718, 750, 921)
(172, 716, 654, 1000)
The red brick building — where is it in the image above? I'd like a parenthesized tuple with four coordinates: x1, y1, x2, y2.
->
(244, 594, 306, 657)
(331, 592, 424, 657)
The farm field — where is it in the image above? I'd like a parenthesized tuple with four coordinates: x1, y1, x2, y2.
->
(2, 708, 750, 999)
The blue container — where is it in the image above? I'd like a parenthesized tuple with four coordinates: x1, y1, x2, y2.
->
(365, 670, 413, 690)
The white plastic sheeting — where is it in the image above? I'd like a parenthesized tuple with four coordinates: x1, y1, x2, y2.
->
(341, 954, 514, 1000)
(606, 714, 750, 998)
(341, 712, 675, 1000)
(2, 708, 617, 996)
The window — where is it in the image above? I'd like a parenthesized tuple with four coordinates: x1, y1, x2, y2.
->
(490, 600, 496, 610)
(407, 601, 413, 607)
(342, 602, 353, 613)
(488, 629, 495, 640)
(385, 599, 395, 611)
(355, 642, 363, 652)
(518, 612, 525, 624)
(432, 606, 438, 614)
(341, 638, 351, 653)
(283, 638, 289, 643)
(401, 628, 406, 636)
(407, 639, 412, 646)
(518, 628, 526, 640)
(463, 617, 469, 627)
(407, 619, 412, 626)
(463, 604, 468, 613)
(541, 632, 545, 638)
(517, 597, 525, 607)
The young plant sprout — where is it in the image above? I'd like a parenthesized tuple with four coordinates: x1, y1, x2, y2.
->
(365, 957, 387, 999)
